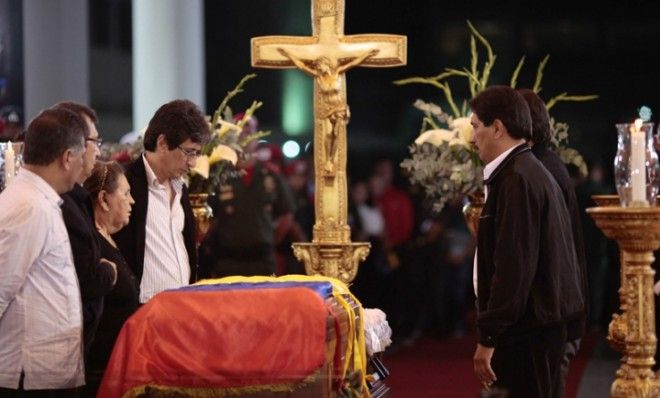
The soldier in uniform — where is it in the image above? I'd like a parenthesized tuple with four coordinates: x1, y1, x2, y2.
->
(198, 121, 295, 278)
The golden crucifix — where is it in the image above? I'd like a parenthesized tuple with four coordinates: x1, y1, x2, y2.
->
(251, 0, 406, 283)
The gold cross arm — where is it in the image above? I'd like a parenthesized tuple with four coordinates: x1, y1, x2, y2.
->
(251, 33, 406, 69)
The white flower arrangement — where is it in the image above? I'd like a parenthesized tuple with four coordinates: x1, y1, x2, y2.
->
(187, 74, 269, 194)
(400, 100, 483, 212)
(396, 21, 596, 212)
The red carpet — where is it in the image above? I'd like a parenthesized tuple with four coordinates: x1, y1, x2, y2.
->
(385, 335, 481, 397)
(564, 330, 599, 398)
(384, 331, 599, 397)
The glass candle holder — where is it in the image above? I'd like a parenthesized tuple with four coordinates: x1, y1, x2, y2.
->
(614, 122, 659, 207)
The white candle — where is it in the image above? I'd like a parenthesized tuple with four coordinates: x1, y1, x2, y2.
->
(630, 119, 646, 203)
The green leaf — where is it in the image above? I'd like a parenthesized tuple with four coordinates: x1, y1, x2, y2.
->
(510, 56, 525, 88)
(532, 55, 549, 93)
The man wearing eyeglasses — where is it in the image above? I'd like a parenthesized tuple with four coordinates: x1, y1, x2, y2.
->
(52, 102, 118, 365)
(114, 99, 211, 304)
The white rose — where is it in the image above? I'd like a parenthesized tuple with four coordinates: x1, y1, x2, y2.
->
(415, 129, 455, 146)
(450, 116, 474, 145)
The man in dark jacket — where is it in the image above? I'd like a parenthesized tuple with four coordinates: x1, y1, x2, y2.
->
(114, 99, 210, 304)
(518, 88, 589, 398)
(54, 102, 117, 359)
(470, 86, 585, 397)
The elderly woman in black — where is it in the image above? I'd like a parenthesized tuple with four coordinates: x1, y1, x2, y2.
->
(84, 161, 139, 395)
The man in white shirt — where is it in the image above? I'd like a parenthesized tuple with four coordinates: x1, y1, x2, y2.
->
(0, 108, 87, 396)
(114, 99, 210, 303)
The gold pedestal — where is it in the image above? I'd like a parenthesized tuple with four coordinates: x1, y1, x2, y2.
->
(591, 195, 629, 354)
(586, 206, 660, 397)
(592, 194, 623, 207)
(592, 195, 660, 207)
(590, 195, 660, 355)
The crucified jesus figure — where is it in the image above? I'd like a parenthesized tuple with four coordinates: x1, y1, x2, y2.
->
(278, 47, 379, 174)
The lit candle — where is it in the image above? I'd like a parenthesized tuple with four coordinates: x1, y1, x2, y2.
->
(630, 119, 646, 204)
(4, 141, 15, 186)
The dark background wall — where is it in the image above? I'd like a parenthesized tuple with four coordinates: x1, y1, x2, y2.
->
(80, 0, 660, 182)
(205, 0, 660, 182)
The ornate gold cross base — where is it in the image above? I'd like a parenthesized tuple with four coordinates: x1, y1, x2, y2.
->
(587, 207, 660, 397)
(292, 242, 370, 284)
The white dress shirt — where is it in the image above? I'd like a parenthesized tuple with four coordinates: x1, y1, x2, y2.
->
(0, 168, 84, 390)
(473, 145, 519, 296)
(139, 156, 190, 303)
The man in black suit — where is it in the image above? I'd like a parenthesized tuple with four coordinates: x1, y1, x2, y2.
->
(518, 89, 589, 397)
(470, 86, 585, 397)
(114, 99, 210, 304)
(55, 102, 117, 359)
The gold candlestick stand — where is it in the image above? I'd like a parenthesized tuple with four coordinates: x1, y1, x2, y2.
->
(586, 206, 660, 397)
